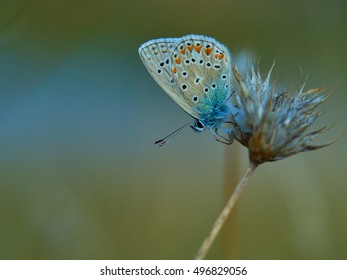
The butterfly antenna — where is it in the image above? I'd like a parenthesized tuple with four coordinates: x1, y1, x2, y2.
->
(155, 121, 193, 147)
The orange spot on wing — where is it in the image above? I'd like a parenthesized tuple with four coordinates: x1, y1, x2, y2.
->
(187, 45, 194, 52)
(172, 67, 177, 74)
(175, 56, 181, 64)
(214, 54, 219, 59)
(162, 49, 167, 53)
(218, 53, 224, 60)
(195, 45, 202, 53)
(205, 47, 212, 55)
(180, 47, 186, 54)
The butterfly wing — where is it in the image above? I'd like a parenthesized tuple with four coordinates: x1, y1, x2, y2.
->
(139, 35, 232, 121)
(170, 35, 232, 120)
(138, 38, 194, 115)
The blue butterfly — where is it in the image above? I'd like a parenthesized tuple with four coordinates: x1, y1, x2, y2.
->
(139, 35, 236, 146)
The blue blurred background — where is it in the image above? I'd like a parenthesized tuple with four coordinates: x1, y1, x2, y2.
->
(0, 0, 346, 259)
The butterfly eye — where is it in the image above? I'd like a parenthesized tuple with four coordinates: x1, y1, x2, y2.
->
(182, 71, 187, 77)
(212, 84, 216, 89)
(196, 120, 204, 129)
(206, 62, 211, 68)
(182, 84, 188, 90)
(191, 120, 205, 132)
(192, 96, 199, 102)
(222, 75, 227, 79)
(204, 87, 209, 93)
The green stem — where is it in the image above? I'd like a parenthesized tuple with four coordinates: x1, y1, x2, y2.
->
(194, 162, 258, 260)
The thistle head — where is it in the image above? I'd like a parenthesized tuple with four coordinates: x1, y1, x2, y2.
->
(231, 64, 335, 165)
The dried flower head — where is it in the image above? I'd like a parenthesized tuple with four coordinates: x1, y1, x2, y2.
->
(231, 64, 334, 165)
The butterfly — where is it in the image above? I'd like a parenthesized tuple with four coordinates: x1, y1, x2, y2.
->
(138, 34, 236, 146)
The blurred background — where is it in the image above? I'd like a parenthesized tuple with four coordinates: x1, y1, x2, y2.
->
(0, 0, 346, 259)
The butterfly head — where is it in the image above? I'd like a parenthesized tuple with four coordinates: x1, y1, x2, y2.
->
(191, 119, 205, 132)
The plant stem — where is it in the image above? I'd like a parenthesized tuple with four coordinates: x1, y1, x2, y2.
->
(222, 144, 241, 259)
(194, 162, 258, 260)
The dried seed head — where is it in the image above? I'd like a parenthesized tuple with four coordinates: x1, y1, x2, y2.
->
(231, 64, 335, 165)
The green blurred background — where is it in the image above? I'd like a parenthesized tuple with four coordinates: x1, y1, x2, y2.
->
(0, 0, 346, 259)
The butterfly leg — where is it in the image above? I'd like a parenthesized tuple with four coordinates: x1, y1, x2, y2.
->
(211, 127, 234, 145)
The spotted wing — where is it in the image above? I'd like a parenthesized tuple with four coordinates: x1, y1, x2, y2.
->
(138, 38, 194, 115)
(170, 35, 232, 118)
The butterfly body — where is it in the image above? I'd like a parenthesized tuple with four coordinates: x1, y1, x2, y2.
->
(139, 35, 235, 144)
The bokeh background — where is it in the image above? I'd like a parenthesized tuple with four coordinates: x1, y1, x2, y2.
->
(0, 0, 346, 259)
